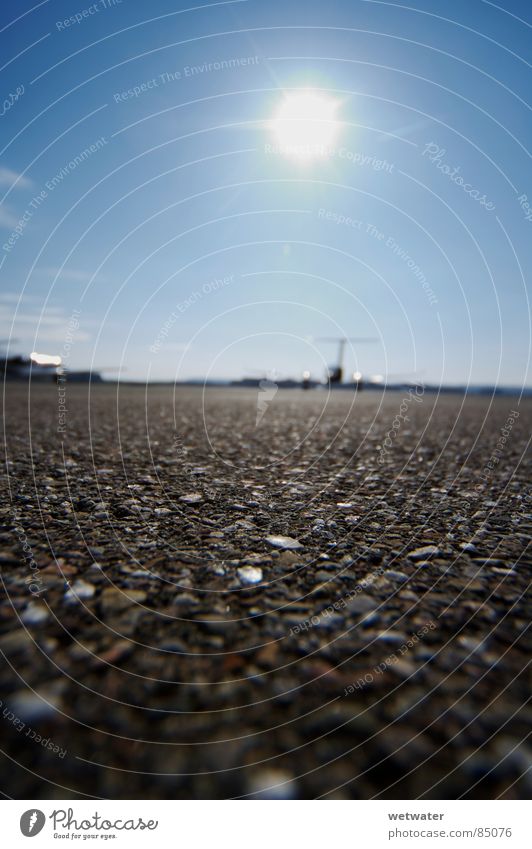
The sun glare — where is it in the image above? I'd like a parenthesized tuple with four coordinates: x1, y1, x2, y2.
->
(271, 91, 340, 160)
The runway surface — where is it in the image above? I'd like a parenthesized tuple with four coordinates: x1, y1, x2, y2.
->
(1, 384, 530, 798)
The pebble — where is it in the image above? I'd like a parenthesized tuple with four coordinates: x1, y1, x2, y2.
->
(160, 639, 188, 652)
(21, 602, 50, 625)
(172, 592, 200, 611)
(100, 587, 147, 613)
(9, 689, 62, 722)
(407, 545, 442, 560)
(383, 569, 409, 583)
(388, 657, 417, 677)
(265, 535, 303, 550)
(375, 630, 408, 644)
(179, 493, 203, 504)
(64, 580, 95, 604)
(244, 553, 272, 565)
(473, 557, 505, 567)
(255, 643, 279, 667)
(248, 769, 297, 800)
(237, 566, 263, 585)
(276, 550, 301, 568)
(197, 614, 237, 635)
(0, 629, 35, 653)
(346, 594, 377, 614)
(314, 612, 344, 629)
(97, 639, 134, 664)
(399, 590, 419, 601)
(0, 550, 18, 565)
(458, 636, 486, 654)
(314, 570, 335, 582)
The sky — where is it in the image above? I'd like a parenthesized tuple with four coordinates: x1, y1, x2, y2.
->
(0, 0, 531, 386)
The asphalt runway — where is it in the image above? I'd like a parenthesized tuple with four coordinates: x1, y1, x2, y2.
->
(1, 384, 530, 798)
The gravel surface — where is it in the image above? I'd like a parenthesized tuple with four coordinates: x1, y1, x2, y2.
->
(1, 384, 530, 799)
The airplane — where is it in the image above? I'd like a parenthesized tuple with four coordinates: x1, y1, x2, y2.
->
(313, 336, 377, 385)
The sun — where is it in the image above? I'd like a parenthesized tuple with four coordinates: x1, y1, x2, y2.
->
(271, 91, 340, 160)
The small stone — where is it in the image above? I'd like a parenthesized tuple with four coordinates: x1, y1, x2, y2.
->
(383, 569, 409, 583)
(97, 639, 134, 664)
(255, 643, 279, 667)
(244, 553, 272, 565)
(69, 641, 97, 660)
(388, 657, 417, 677)
(375, 630, 407, 644)
(407, 545, 442, 561)
(172, 592, 200, 611)
(160, 639, 187, 652)
(458, 635, 486, 654)
(9, 689, 61, 722)
(0, 550, 18, 565)
(359, 611, 379, 627)
(314, 612, 344, 629)
(100, 587, 147, 613)
(248, 769, 297, 800)
(179, 493, 203, 504)
(472, 557, 505, 567)
(0, 629, 34, 653)
(399, 590, 419, 601)
(197, 614, 237, 635)
(64, 580, 95, 604)
(346, 594, 376, 614)
(276, 550, 302, 569)
(237, 566, 263, 585)
(265, 535, 303, 550)
(21, 602, 49, 625)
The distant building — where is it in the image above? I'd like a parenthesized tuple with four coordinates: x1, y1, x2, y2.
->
(3, 354, 56, 382)
(2, 354, 102, 383)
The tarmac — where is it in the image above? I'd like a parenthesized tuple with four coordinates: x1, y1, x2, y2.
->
(1, 384, 530, 799)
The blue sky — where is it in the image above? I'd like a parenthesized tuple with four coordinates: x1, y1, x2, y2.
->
(1, 0, 530, 385)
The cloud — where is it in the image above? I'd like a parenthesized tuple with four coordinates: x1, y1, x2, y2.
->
(156, 341, 190, 352)
(0, 300, 91, 346)
(40, 266, 108, 283)
(0, 292, 41, 305)
(0, 205, 19, 229)
(0, 167, 33, 190)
